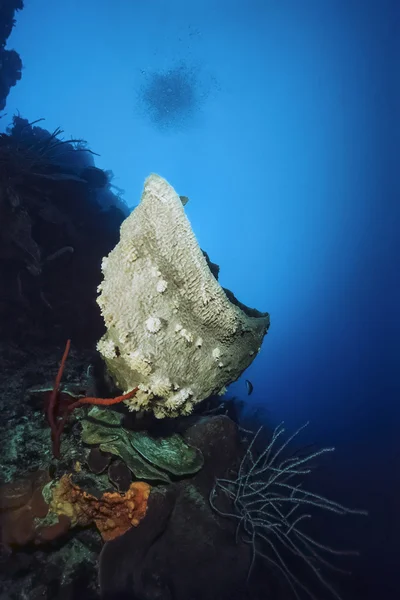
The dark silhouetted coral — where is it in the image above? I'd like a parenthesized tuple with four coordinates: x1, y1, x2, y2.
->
(0, 1, 24, 111)
(0, 116, 127, 347)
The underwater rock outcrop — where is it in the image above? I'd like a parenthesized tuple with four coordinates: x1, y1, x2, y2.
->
(97, 173, 270, 418)
(99, 415, 255, 600)
(0, 1, 24, 111)
(0, 116, 127, 346)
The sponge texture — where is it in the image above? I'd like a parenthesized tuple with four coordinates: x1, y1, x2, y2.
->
(96, 174, 270, 418)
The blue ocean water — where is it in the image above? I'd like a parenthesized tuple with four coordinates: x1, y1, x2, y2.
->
(1, 0, 398, 598)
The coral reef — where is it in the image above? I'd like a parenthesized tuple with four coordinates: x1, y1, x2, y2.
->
(0, 106, 365, 600)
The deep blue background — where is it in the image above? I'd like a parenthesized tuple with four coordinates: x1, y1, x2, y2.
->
(3, 0, 399, 597)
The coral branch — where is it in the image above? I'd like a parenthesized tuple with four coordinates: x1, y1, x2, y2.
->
(47, 339, 71, 457)
(67, 389, 138, 412)
(47, 340, 138, 458)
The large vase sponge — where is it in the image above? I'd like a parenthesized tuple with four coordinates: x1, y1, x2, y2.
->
(96, 174, 270, 418)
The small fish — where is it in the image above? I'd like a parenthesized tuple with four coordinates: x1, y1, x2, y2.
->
(245, 379, 253, 395)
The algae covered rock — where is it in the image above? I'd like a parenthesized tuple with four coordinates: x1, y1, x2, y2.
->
(96, 174, 270, 418)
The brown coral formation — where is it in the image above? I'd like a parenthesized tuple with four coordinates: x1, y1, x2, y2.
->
(0, 470, 70, 547)
(50, 474, 151, 541)
(0, 470, 150, 547)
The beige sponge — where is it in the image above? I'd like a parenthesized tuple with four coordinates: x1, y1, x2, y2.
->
(96, 174, 270, 418)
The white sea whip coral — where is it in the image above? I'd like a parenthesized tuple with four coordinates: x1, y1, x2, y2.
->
(209, 422, 367, 600)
